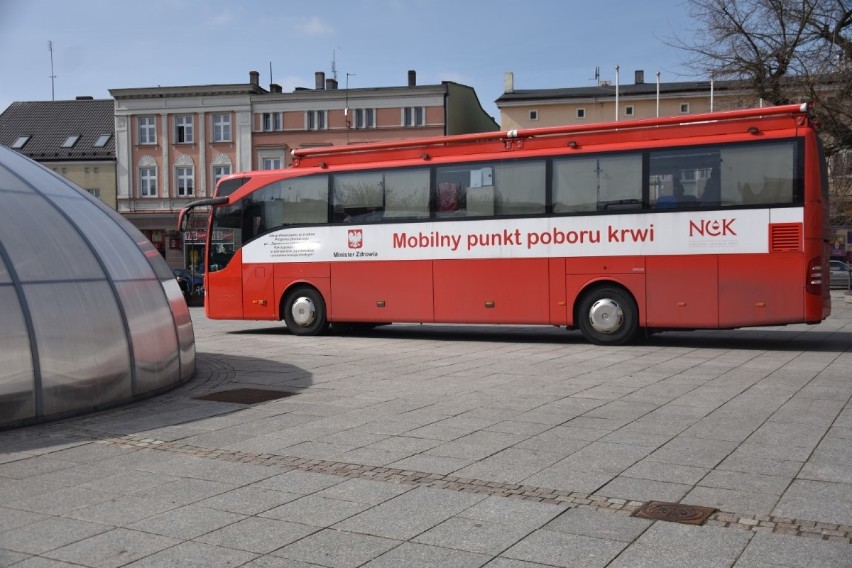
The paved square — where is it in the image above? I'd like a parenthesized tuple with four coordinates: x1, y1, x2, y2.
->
(1, 292, 850, 567)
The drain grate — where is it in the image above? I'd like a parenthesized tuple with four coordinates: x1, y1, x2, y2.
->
(632, 501, 716, 525)
(193, 388, 298, 405)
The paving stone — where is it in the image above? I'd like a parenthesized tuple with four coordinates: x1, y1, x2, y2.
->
(195, 517, 318, 554)
(334, 486, 485, 540)
(194, 485, 302, 515)
(735, 530, 851, 567)
(127, 504, 245, 539)
(595, 476, 692, 503)
(272, 528, 400, 568)
(608, 521, 753, 567)
(0, 517, 110, 555)
(413, 516, 535, 555)
(501, 528, 627, 568)
(254, 469, 344, 495)
(315, 478, 413, 505)
(121, 540, 258, 567)
(0, 507, 49, 533)
(544, 507, 652, 542)
(683, 486, 780, 517)
(361, 541, 489, 568)
(43, 528, 180, 568)
(773, 479, 852, 527)
(260, 494, 370, 527)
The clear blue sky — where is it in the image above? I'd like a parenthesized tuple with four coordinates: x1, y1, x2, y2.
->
(0, 0, 699, 124)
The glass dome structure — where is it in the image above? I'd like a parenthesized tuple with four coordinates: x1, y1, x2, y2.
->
(0, 146, 195, 428)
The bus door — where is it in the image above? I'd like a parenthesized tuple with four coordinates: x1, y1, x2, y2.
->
(242, 263, 275, 319)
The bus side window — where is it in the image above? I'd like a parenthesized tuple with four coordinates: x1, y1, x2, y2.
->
(334, 172, 384, 223)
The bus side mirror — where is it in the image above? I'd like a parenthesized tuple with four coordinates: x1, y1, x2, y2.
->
(177, 208, 189, 232)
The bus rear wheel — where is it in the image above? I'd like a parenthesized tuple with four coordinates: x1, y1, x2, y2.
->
(283, 286, 329, 336)
(577, 286, 638, 345)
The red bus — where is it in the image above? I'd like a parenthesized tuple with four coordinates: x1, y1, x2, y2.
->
(179, 103, 831, 344)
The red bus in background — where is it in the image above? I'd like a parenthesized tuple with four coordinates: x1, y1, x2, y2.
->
(179, 103, 831, 345)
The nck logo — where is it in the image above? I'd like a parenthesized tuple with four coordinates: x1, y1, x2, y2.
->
(689, 218, 737, 237)
(348, 229, 363, 249)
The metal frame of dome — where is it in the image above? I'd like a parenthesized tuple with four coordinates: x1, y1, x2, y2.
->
(0, 146, 195, 429)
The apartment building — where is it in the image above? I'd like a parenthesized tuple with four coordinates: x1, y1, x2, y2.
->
(497, 70, 757, 130)
(0, 99, 116, 208)
(110, 70, 497, 268)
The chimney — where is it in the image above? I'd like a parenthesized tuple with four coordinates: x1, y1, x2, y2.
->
(635, 70, 645, 84)
(326, 78, 338, 90)
(269, 83, 282, 93)
(504, 72, 514, 94)
(249, 70, 260, 87)
(408, 70, 416, 87)
(315, 71, 325, 90)
(75, 96, 94, 100)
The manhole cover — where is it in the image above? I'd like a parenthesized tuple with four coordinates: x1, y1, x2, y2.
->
(632, 501, 716, 525)
(193, 388, 298, 405)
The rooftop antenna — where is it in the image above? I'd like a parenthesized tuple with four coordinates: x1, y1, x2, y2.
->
(344, 72, 356, 139)
(269, 61, 273, 86)
(331, 47, 341, 81)
(48, 40, 56, 101)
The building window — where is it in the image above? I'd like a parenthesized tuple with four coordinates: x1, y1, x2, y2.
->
(138, 116, 156, 144)
(175, 115, 194, 143)
(576, 108, 586, 119)
(85, 188, 101, 199)
(212, 165, 231, 191)
(680, 103, 690, 113)
(176, 166, 194, 197)
(625, 105, 634, 117)
(213, 114, 231, 142)
(262, 157, 282, 170)
(529, 110, 538, 121)
(262, 112, 281, 131)
(11, 135, 30, 148)
(93, 134, 111, 147)
(354, 108, 375, 129)
(307, 110, 327, 130)
(403, 107, 425, 127)
(139, 166, 157, 197)
(62, 135, 80, 148)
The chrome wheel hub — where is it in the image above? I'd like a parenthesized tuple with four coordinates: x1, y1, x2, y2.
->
(290, 297, 316, 327)
(588, 299, 623, 334)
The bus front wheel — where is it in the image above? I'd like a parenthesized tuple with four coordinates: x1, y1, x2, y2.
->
(283, 287, 329, 336)
(577, 286, 638, 345)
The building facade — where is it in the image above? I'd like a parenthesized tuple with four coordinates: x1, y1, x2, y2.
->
(0, 99, 117, 208)
(497, 70, 758, 130)
(111, 70, 497, 269)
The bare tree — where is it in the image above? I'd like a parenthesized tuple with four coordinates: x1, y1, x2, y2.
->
(674, 0, 851, 221)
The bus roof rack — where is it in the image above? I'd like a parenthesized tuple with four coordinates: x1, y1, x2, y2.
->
(291, 103, 810, 168)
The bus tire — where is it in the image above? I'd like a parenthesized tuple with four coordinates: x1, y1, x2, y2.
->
(283, 286, 329, 336)
(577, 286, 638, 345)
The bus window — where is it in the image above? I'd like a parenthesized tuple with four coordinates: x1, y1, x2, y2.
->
(649, 148, 718, 208)
(493, 160, 545, 216)
(718, 141, 798, 206)
(383, 168, 430, 220)
(552, 154, 642, 213)
(334, 172, 385, 223)
(649, 141, 799, 209)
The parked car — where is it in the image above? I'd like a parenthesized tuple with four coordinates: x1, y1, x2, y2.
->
(829, 260, 851, 289)
(172, 268, 204, 297)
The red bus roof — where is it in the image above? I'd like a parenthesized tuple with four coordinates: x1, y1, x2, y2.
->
(291, 103, 811, 169)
